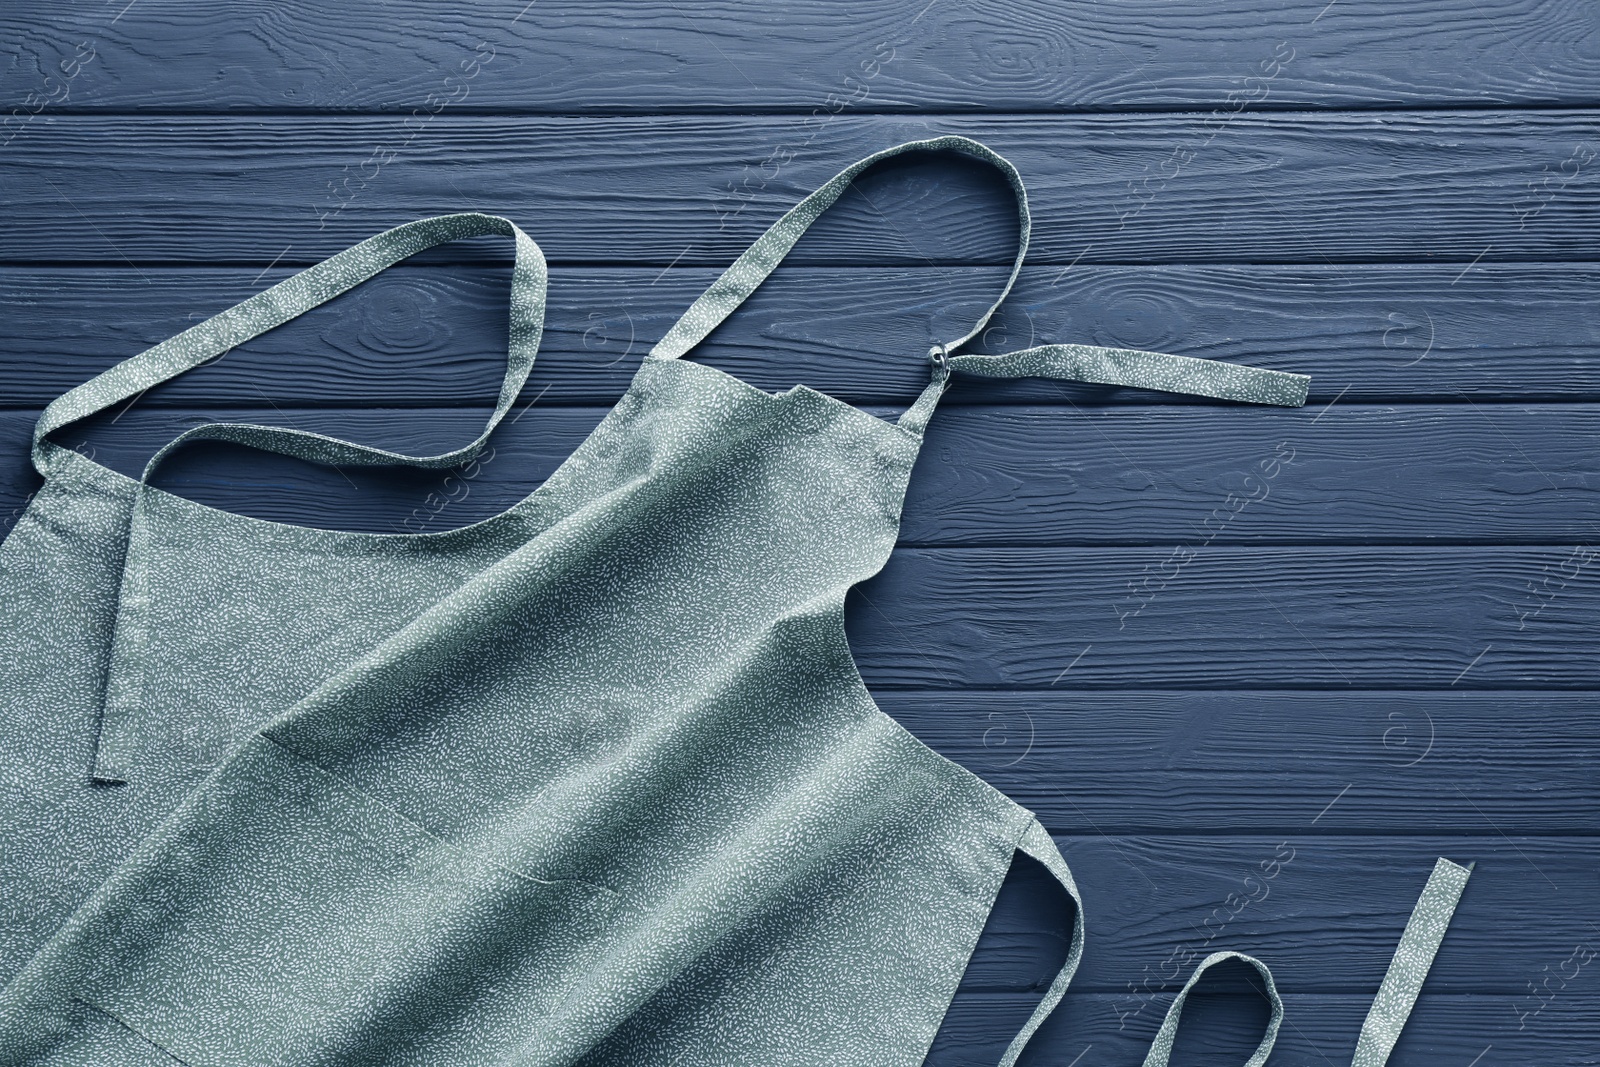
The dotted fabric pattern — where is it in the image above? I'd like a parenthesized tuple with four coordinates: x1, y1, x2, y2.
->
(1353, 858, 1475, 1067)
(0, 139, 1462, 1067)
(948, 344, 1311, 408)
(0, 350, 1049, 1067)
(1141, 952, 1283, 1067)
(32, 212, 547, 482)
(999, 819, 1086, 1067)
(650, 135, 1030, 365)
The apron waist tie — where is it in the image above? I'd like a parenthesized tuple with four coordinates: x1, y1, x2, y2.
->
(1353, 856, 1474, 1066)
(996, 823, 1470, 1067)
(900, 342, 1311, 436)
(998, 819, 1086, 1067)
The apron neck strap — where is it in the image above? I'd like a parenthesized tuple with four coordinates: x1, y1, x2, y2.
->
(32, 213, 547, 478)
(649, 135, 1030, 365)
(644, 135, 1308, 434)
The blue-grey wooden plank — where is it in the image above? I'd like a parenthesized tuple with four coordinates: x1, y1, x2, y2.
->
(1, 0, 1594, 113)
(885, 690, 1600, 833)
(6, 388, 1597, 825)
(930, 992, 1592, 1066)
(4, 264, 1598, 407)
(5, 404, 1598, 546)
(4, 113, 1599, 265)
(847, 545, 1600, 689)
(6, 432, 1597, 690)
(4, 4, 1596, 1063)
(966, 835, 1594, 994)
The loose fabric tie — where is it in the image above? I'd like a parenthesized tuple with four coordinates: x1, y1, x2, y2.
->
(31, 213, 547, 481)
(1353, 857, 1474, 1067)
(898, 342, 1310, 435)
(997, 824, 1283, 1067)
(997, 847, 1469, 1067)
(997, 820, 1086, 1067)
(1140, 951, 1284, 1067)
(953, 344, 1309, 406)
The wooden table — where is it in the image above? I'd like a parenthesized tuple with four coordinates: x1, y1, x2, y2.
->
(2, 2, 1595, 1062)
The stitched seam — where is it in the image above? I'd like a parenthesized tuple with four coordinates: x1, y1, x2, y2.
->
(69, 996, 195, 1067)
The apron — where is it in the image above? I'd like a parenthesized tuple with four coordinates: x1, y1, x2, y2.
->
(0, 136, 1469, 1066)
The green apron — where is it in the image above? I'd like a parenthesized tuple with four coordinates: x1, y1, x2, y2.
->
(0, 137, 1468, 1066)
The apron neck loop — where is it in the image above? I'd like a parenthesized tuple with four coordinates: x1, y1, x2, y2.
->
(646, 136, 1032, 426)
(639, 136, 1309, 437)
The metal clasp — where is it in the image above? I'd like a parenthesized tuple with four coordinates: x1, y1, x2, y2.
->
(928, 343, 950, 373)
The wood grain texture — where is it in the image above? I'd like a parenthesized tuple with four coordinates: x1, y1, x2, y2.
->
(5, 263, 1599, 407)
(3, 4, 1596, 1062)
(884, 691, 1600, 832)
(1, 1, 1594, 112)
(6, 403, 1599, 546)
(9, 428, 1599, 692)
(967, 835, 1593, 994)
(929, 992, 1595, 1066)
(847, 545, 1600, 689)
(5, 113, 1600, 266)
(6, 383, 1595, 827)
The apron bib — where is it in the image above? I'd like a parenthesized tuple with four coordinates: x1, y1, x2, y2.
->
(0, 137, 1468, 1067)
